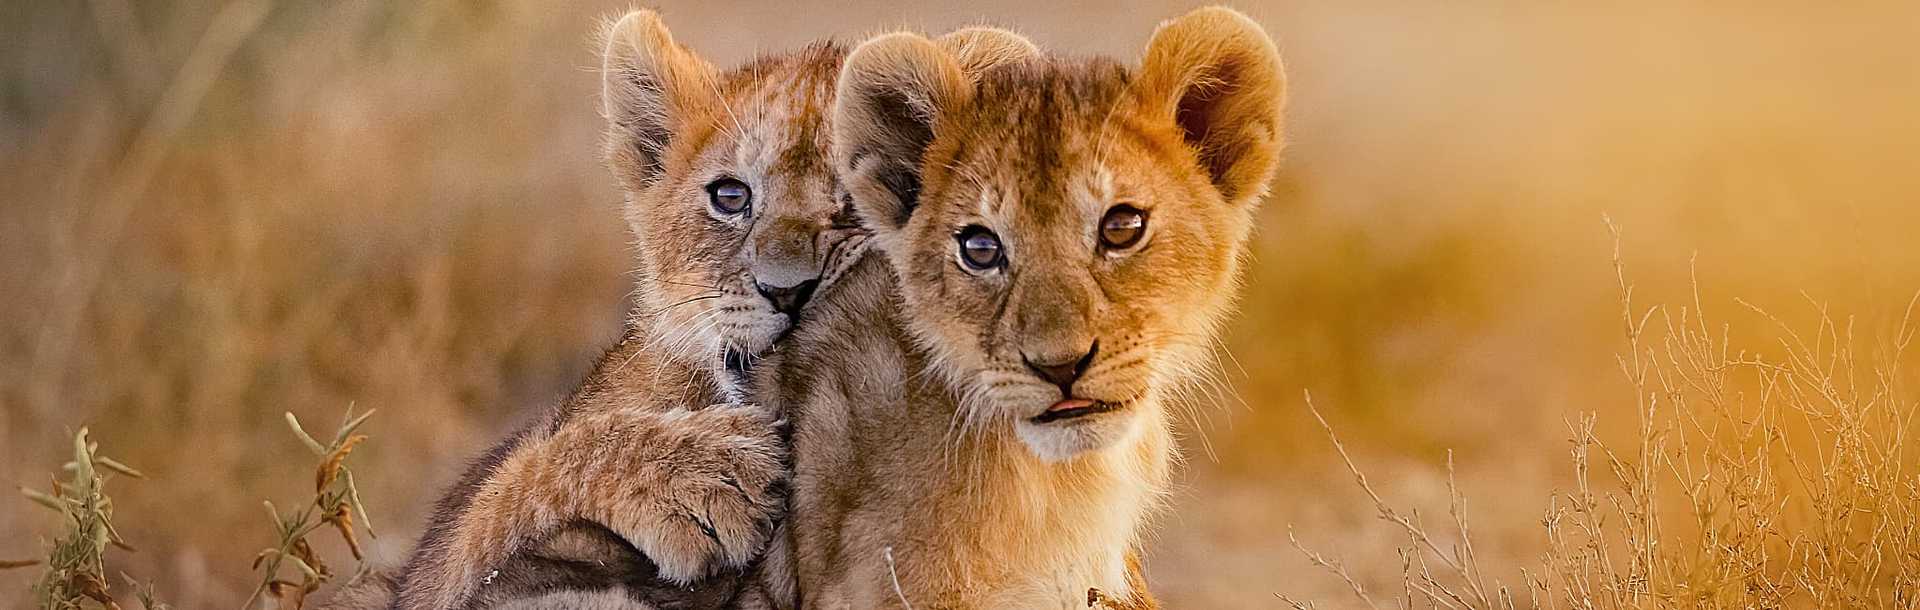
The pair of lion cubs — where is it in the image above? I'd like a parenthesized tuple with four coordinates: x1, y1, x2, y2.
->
(337, 6, 1285, 609)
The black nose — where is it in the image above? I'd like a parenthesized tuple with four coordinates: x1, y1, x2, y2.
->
(1023, 341, 1098, 393)
(755, 279, 819, 315)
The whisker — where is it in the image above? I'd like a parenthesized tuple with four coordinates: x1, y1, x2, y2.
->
(634, 293, 724, 317)
(655, 278, 725, 291)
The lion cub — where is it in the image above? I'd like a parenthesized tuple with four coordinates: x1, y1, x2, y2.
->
(377, 11, 862, 610)
(756, 7, 1286, 608)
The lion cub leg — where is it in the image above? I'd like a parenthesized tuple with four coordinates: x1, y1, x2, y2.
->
(394, 403, 786, 610)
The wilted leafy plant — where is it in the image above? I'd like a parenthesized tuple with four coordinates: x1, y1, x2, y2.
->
(243, 407, 379, 610)
(8, 428, 154, 609)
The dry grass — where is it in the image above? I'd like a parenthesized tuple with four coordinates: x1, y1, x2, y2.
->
(9, 429, 152, 610)
(5, 2, 1920, 608)
(244, 408, 379, 610)
(7, 408, 379, 610)
(1283, 226, 1920, 609)
(4, 4, 627, 603)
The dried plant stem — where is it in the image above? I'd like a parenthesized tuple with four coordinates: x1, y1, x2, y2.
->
(1286, 221, 1919, 609)
(243, 407, 378, 610)
(1304, 390, 1500, 609)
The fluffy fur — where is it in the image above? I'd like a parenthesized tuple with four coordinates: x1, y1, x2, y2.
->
(759, 7, 1286, 608)
(320, 10, 863, 610)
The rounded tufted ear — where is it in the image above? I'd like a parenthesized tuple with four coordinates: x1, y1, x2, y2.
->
(600, 10, 719, 190)
(1132, 7, 1287, 207)
(831, 32, 973, 241)
(935, 26, 1040, 76)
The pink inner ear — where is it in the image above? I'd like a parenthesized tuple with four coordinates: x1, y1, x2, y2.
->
(1173, 56, 1247, 189)
(1175, 86, 1218, 153)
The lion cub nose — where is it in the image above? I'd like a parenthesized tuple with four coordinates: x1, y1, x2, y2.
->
(756, 279, 819, 315)
(1022, 341, 1099, 393)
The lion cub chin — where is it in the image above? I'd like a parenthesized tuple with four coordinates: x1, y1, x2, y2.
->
(762, 6, 1286, 608)
(317, 10, 861, 610)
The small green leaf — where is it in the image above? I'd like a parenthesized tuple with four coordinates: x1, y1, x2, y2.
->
(252, 548, 281, 570)
(96, 456, 146, 479)
(103, 517, 135, 552)
(72, 430, 97, 479)
(285, 555, 320, 579)
(285, 413, 327, 456)
(343, 469, 376, 539)
(93, 520, 112, 547)
(22, 488, 67, 513)
(333, 409, 377, 448)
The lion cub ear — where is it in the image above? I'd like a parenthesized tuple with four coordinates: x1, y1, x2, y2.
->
(1133, 7, 1287, 207)
(936, 26, 1039, 76)
(832, 32, 974, 242)
(600, 10, 719, 189)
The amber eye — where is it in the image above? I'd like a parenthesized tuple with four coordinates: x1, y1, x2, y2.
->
(955, 225, 1005, 271)
(707, 179, 752, 215)
(1099, 205, 1147, 250)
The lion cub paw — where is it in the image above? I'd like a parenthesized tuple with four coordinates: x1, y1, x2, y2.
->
(599, 403, 787, 584)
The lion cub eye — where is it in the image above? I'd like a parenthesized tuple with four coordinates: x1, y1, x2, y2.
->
(1099, 205, 1148, 250)
(955, 225, 1005, 271)
(707, 179, 752, 215)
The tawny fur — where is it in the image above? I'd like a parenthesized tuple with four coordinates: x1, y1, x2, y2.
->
(316, 10, 861, 610)
(320, 7, 1283, 609)
(318, 18, 1054, 610)
(754, 7, 1287, 609)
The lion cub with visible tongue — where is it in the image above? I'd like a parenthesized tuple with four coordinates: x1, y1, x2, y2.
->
(757, 7, 1287, 609)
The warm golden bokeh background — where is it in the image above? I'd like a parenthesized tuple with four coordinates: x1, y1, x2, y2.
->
(4, 1, 1917, 608)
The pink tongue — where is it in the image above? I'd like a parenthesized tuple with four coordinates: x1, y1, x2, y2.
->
(1048, 398, 1097, 412)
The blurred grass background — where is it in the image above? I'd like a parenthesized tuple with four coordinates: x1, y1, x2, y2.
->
(3, 1, 1917, 608)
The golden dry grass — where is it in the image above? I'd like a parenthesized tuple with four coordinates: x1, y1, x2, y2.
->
(4, 2, 1919, 608)
(1283, 228, 1920, 609)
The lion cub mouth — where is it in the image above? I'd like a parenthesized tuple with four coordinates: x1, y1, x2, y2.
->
(723, 347, 756, 385)
(1030, 398, 1124, 424)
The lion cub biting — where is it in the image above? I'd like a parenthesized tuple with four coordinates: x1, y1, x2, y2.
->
(370, 11, 864, 610)
(755, 7, 1286, 608)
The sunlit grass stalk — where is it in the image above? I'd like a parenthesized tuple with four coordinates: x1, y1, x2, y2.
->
(1288, 223, 1920, 608)
(242, 406, 379, 610)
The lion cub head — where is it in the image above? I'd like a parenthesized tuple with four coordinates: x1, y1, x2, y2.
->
(601, 11, 858, 376)
(833, 8, 1286, 461)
